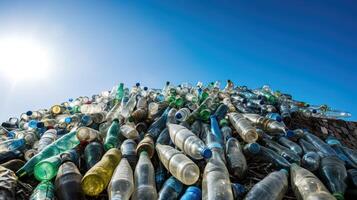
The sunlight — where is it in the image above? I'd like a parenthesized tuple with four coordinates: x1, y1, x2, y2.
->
(0, 37, 52, 82)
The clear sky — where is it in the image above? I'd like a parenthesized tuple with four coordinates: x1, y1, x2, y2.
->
(0, 0, 356, 121)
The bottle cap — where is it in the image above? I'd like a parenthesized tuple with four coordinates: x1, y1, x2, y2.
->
(245, 143, 260, 154)
(175, 112, 183, 119)
(285, 130, 295, 138)
(186, 186, 201, 198)
(26, 111, 33, 116)
(64, 117, 72, 124)
(201, 147, 212, 159)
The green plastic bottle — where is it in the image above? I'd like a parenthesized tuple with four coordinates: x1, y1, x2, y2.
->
(104, 119, 120, 151)
(17, 131, 80, 177)
(30, 181, 55, 200)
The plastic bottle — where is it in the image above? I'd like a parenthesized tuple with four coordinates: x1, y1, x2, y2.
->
(156, 144, 200, 185)
(214, 104, 229, 121)
(301, 152, 321, 172)
(244, 169, 288, 200)
(158, 176, 184, 200)
(84, 141, 104, 170)
(227, 112, 258, 143)
(221, 125, 232, 144)
(120, 123, 139, 139)
(290, 163, 335, 200)
(0, 149, 23, 164)
(37, 129, 57, 152)
(226, 137, 247, 180)
(0, 138, 26, 152)
(347, 169, 357, 188)
(121, 95, 137, 118)
(17, 131, 80, 177)
(76, 127, 101, 143)
(277, 136, 303, 156)
(131, 96, 148, 123)
(156, 128, 171, 145)
(131, 151, 158, 200)
(263, 138, 301, 164)
(231, 183, 246, 200)
(256, 146, 291, 170)
(30, 181, 55, 200)
(168, 123, 212, 159)
(210, 115, 225, 148)
(319, 156, 347, 200)
(120, 139, 138, 169)
(104, 119, 120, 151)
(34, 149, 78, 181)
(0, 166, 17, 200)
(242, 113, 288, 134)
(299, 139, 319, 154)
(136, 134, 155, 158)
(341, 146, 357, 166)
(265, 112, 282, 122)
(303, 131, 336, 157)
(81, 148, 122, 196)
(147, 107, 169, 140)
(202, 144, 233, 200)
(108, 158, 134, 200)
(55, 161, 84, 200)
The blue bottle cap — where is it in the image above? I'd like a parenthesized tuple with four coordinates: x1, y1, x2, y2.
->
(64, 117, 72, 124)
(201, 147, 212, 159)
(7, 131, 15, 139)
(175, 113, 183, 119)
(136, 82, 140, 87)
(36, 122, 44, 128)
(285, 130, 295, 138)
(143, 86, 148, 90)
(26, 111, 33, 116)
(28, 120, 38, 129)
(81, 115, 91, 124)
(186, 186, 201, 198)
(246, 143, 260, 154)
(68, 98, 73, 102)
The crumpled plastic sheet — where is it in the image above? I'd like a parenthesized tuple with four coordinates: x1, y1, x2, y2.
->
(0, 165, 17, 199)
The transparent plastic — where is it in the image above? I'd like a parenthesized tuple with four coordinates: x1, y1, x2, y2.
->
(30, 181, 55, 200)
(168, 124, 211, 159)
(158, 176, 183, 200)
(108, 158, 134, 200)
(120, 124, 139, 139)
(225, 137, 247, 180)
(156, 144, 200, 185)
(244, 169, 288, 200)
(202, 149, 233, 200)
(131, 151, 157, 200)
(55, 162, 84, 200)
(227, 112, 258, 143)
(37, 129, 57, 152)
(290, 163, 335, 200)
(76, 127, 101, 143)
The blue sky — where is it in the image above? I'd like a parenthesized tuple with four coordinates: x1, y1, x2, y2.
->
(0, 0, 356, 121)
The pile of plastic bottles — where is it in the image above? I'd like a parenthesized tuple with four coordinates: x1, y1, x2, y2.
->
(0, 80, 355, 200)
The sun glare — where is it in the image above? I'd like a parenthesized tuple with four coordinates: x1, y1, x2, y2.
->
(0, 37, 52, 82)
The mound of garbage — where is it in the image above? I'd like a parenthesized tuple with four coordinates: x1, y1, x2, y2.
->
(0, 80, 356, 200)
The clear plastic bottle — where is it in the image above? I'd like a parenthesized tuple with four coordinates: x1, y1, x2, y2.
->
(242, 113, 287, 134)
(120, 123, 139, 139)
(258, 146, 291, 170)
(244, 169, 288, 200)
(303, 131, 336, 157)
(81, 148, 122, 196)
(147, 107, 169, 140)
(130, 96, 148, 123)
(131, 151, 158, 200)
(277, 136, 303, 156)
(121, 95, 137, 118)
(319, 156, 347, 200)
(290, 163, 335, 200)
(302, 152, 320, 172)
(158, 176, 183, 200)
(226, 137, 247, 180)
(227, 112, 258, 143)
(30, 181, 55, 200)
(180, 186, 201, 200)
(108, 158, 134, 200)
(202, 145, 233, 200)
(210, 115, 224, 148)
(55, 161, 84, 200)
(156, 144, 200, 185)
(168, 123, 212, 159)
(37, 129, 57, 152)
(0, 138, 26, 152)
(76, 127, 101, 143)
(120, 139, 138, 169)
(263, 138, 301, 164)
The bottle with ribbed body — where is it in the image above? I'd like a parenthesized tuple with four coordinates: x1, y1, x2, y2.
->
(227, 112, 258, 143)
(168, 124, 212, 160)
(120, 139, 138, 169)
(108, 158, 134, 200)
(81, 148, 122, 196)
(242, 113, 287, 134)
(244, 169, 288, 200)
(202, 144, 233, 200)
(156, 144, 200, 185)
(30, 181, 55, 200)
(131, 151, 157, 200)
(291, 163, 335, 200)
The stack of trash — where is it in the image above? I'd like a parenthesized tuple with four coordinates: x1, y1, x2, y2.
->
(0, 80, 356, 200)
